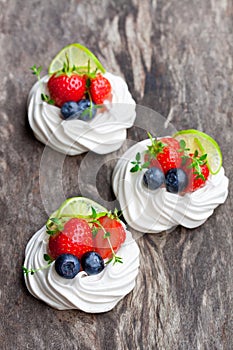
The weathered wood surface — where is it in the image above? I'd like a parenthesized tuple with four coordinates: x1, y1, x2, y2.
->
(0, 0, 232, 349)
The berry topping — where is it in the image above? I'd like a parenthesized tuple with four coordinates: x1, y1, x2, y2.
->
(165, 168, 188, 193)
(48, 218, 93, 260)
(31, 44, 112, 122)
(61, 101, 80, 119)
(22, 198, 127, 278)
(48, 73, 86, 108)
(129, 130, 217, 194)
(89, 73, 111, 104)
(75, 99, 97, 121)
(81, 251, 104, 275)
(61, 99, 97, 121)
(93, 216, 126, 261)
(143, 167, 165, 190)
(55, 253, 80, 279)
(183, 152, 210, 192)
(146, 133, 183, 173)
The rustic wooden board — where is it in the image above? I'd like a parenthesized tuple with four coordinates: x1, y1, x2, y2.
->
(0, 0, 232, 349)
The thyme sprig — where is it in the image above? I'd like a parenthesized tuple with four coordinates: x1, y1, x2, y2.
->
(22, 254, 53, 275)
(30, 65, 54, 104)
(130, 152, 150, 173)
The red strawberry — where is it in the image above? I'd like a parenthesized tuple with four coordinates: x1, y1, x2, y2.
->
(47, 73, 86, 107)
(48, 218, 93, 260)
(89, 74, 111, 104)
(145, 136, 183, 173)
(183, 153, 210, 192)
(93, 216, 126, 259)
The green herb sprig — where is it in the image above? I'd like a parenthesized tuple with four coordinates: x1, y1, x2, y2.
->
(130, 152, 150, 173)
(188, 150, 208, 180)
(30, 65, 54, 104)
(22, 254, 53, 275)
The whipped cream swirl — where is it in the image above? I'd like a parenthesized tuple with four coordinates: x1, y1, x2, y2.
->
(27, 73, 136, 155)
(112, 139, 229, 233)
(24, 226, 140, 313)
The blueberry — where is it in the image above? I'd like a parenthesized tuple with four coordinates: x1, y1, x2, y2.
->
(61, 101, 80, 120)
(165, 168, 188, 193)
(55, 254, 80, 279)
(61, 99, 97, 121)
(75, 99, 97, 121)
(143, 167, 165, 190)
(81, 251, 104, 275)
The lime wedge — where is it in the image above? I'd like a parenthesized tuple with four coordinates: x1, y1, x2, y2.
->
(48, 43, 106, 75)
(173, 129, 222, 174)
(47, 197, 107, 226)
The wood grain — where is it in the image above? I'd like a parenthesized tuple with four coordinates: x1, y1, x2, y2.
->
(0, 0, 232, 349)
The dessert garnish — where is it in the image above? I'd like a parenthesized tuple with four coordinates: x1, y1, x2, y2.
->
(23, 197, 140, 312)
(130, 130, 222, 194)
(23, 198, 125, 279)
(112, 129, 228, 233)
(30, 43, 112, 121)
(28, 43, 136, 155)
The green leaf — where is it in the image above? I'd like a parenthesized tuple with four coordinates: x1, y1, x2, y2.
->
(141, 161, 150, 169)
(199, 154, 207, 161)
(179, 139, 186, 149)
(130, 164, 140, 173)
(106, 255, 123, 265)
(105, 257, 113, 265)
(22, 266, 28, 274)
(47, 99, 55, 105)
(103, 231, 111, 239)
(30, 65, 42, 77)
(92, 226, 99, 237)
(44, 254, 52, 263)
(46, 229, 57, 236)
(136, 152, 141, 162)
(114, 256, 123, 264)
(178, 139, 190, 152)
(41, 93, 54, 105)
(91, 206, 97, 219)
(50, 218, 60, 225)
(22, 266, 35, 275)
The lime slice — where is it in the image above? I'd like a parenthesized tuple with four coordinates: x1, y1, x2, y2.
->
(47, 197, 107, 226)
(48, 43, 106, 75)
(173, 129, 222, 174)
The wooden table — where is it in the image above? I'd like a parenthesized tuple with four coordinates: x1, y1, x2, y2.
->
(1, 1, 232, 349)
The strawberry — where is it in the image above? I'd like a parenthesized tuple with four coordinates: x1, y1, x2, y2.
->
(89, 74, 111, 104)
(145, 134, 183, 173)
(93, 216, 126, 259)
(48, 218, 93, 260)
(47, 73, 86, 107)
(182, 152, 210, 192)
